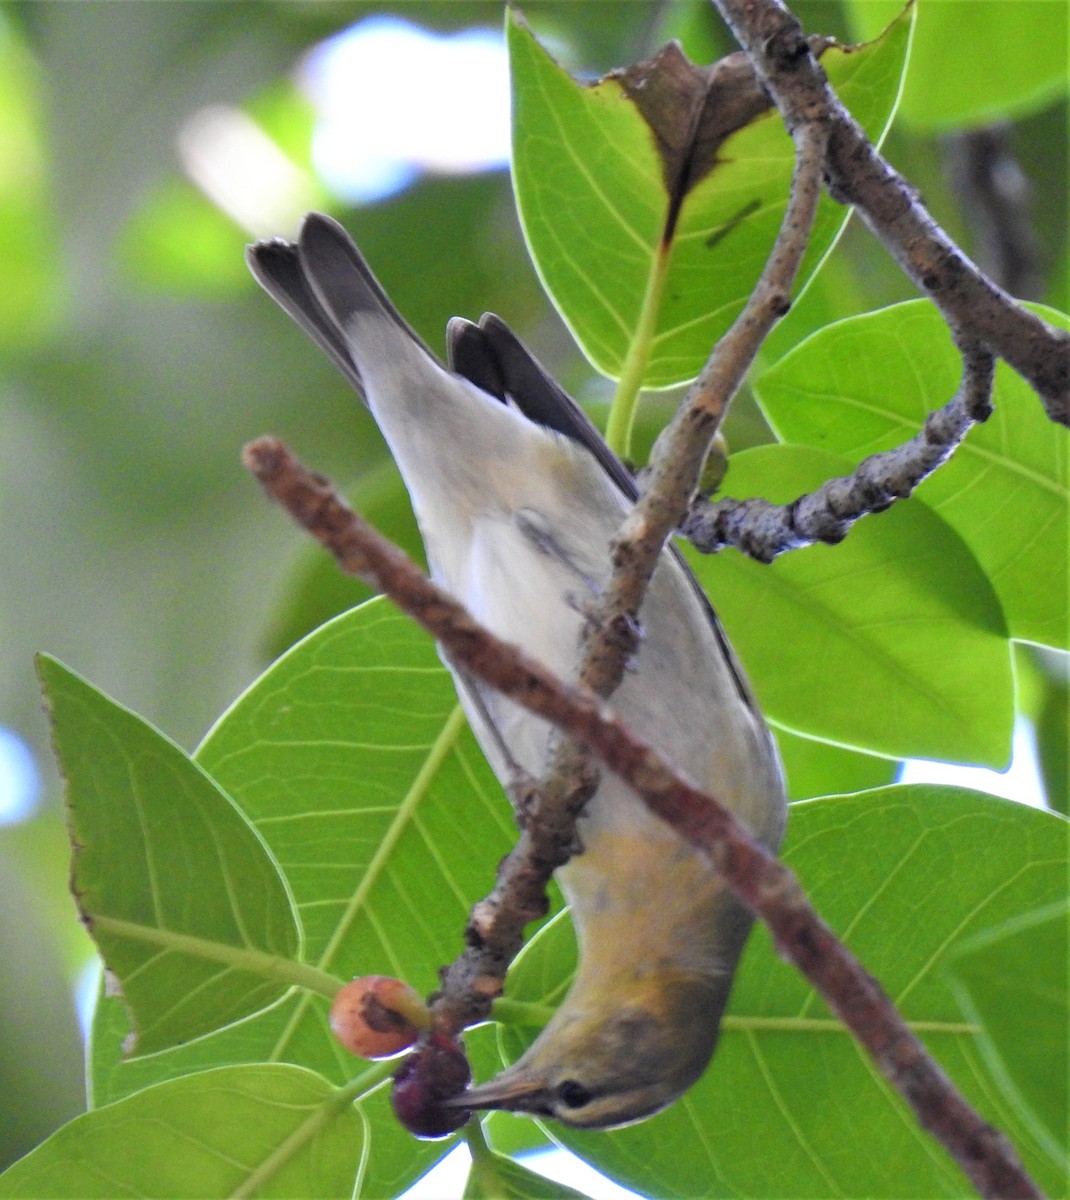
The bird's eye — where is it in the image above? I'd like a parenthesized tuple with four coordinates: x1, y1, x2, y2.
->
(555, 1079, 592, 1109)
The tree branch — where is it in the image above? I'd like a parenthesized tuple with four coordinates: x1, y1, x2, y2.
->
(244, 13, 1059, 1192)
(243, 436, 1042, 1200)
(711, 0, 1069, 423)
(683, 342, 996, 560)
(632, 116, 830, 593)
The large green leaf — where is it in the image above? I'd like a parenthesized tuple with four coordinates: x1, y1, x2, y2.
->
(39, 655, 300, 1056)
(491, 787, 1068, 1198)
(756, 301, 1070, 649)
(0, 1065, 364, 1199)
(946, 901, 1069, 1171)
(845, 0, 1068, 129)
(86, 988, 506, 1200)
(1034, 663, 1069, 815)
(687, 444, 1014, 765)
(196, 601, 511, 980)
(508, 6, 911, 392)
(86, 601, 513, 1196)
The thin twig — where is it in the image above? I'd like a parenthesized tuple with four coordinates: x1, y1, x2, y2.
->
(684, 344, 996, 560)
(243, 437, 1043, 1200)
(623, 117, 830, 616)
(711, 0, 1069, 422)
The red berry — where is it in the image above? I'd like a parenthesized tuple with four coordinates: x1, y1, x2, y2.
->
(329, 976, 430, 1060)
(391, 1032, 472, 1139)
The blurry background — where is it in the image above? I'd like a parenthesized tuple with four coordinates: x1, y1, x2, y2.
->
(0, 0, 1065, 1178)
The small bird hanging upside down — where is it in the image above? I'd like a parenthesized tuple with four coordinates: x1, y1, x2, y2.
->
(247, 213, 787, 1130)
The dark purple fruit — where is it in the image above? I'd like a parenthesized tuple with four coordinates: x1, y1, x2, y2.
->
(391, 1031, 472, 1139)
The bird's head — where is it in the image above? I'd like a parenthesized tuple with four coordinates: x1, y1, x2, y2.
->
(448, 972, 733, 1129)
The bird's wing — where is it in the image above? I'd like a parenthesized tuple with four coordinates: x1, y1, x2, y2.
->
(447, 314, 758, 714)
(447, 315, 638, 500)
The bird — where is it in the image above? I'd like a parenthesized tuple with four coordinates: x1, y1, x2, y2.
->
(247, 212, 787, 1130)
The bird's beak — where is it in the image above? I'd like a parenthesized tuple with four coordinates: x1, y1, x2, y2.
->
(443, 1071, 546, 1113)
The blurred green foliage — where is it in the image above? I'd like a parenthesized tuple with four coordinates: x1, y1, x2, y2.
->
(0, 0, 1065, 1188)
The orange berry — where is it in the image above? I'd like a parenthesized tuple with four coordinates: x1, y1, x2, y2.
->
(329, 976, 430, 1060)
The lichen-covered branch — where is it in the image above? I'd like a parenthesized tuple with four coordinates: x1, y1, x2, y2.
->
(243, 437, 1042, 1200)
(684, 344, 996, 560)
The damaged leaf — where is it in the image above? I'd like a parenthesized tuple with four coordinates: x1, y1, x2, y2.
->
(508, 5, 912, 392)
(611, 41, 785, 229)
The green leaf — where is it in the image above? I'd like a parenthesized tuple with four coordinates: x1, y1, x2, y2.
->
(508, 6, 911, 392)
(686, 444, 1014, 764)
(756, 301, 1070, 649)
(481, 1109, 560, 1164)
(946, 901, 1069, 1172)
(845, 0, 1069, 129)
(0, 1065, 364, 1199)
(775, 727, 898, 801)
(464, 1148, 594, 1200)
(38, 655, 301, 1056)
(1035, 669, 1069, 815)
(85, 983, 463, 1200)
(87, 602, 513, 1196)
(491, 786, 1068, 1198)
(197, 600, 510, 980)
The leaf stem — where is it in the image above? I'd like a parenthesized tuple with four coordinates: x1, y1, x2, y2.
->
(487, 1001, 980, 1036)
(604, 239, 671, 460)
(465, 1116, 492, 1162)
(336, 1060, 395, 1102)
(93, 915, 344, 999)
(466, 1119, 517, 1197)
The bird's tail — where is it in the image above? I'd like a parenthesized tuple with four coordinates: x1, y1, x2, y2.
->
(246, 213, 436, 399)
